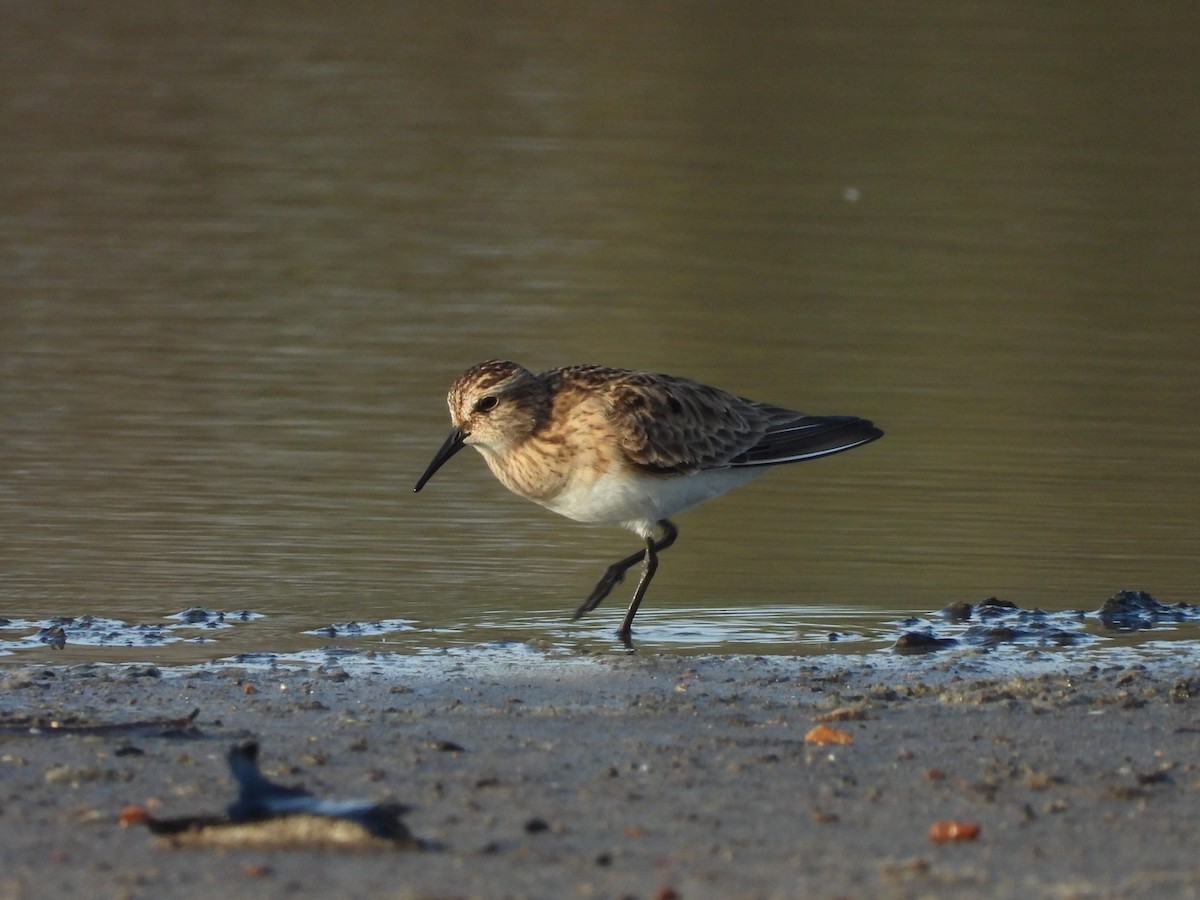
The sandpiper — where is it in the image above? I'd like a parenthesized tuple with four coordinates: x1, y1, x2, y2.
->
(414, 360, 882, 639)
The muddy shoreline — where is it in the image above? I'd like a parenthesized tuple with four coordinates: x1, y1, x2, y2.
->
(2, 651, 1199, 899)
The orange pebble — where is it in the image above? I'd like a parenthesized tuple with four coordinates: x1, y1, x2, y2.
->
(928, 820, 980, 842)
(804, 724, 854, 745)
(118, 805, 152, 827)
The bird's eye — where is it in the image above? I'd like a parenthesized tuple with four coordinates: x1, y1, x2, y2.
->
(475, 395, 499, 413)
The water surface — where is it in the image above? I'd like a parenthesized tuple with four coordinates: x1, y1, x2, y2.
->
(2, 2, 1197, 663)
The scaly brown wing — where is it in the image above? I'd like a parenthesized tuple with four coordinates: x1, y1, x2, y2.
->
(548, 366, 769, 473)
(547, 365, 882, 473)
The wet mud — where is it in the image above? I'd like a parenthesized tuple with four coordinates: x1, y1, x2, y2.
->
(2, 647, 1200, 898)
(894, 590, 1200, 654)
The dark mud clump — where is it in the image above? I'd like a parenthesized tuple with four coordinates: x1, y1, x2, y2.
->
(894, 589, 1200, 654)
(1097, 589, 1200, 630)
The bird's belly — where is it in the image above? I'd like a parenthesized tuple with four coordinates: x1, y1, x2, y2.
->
(538, 466, 766, 530)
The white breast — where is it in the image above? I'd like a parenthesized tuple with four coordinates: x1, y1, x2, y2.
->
(537, 466, 767, 536)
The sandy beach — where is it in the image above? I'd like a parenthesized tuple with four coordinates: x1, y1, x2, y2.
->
(2, 649, 1199, 900)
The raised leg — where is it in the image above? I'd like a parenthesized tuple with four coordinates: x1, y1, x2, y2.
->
(572, 520, 678, 637)
(572, 547, 648, 619)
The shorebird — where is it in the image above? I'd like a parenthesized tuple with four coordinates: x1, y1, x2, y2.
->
(414, 360, 882, 639)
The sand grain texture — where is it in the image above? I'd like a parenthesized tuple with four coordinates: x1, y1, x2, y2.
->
(1, 655, 1198, 899)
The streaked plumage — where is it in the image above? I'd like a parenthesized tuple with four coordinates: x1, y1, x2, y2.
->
(414, 360, 882, 639)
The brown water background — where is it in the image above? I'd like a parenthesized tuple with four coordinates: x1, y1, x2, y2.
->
(2, 2, 1197, 661)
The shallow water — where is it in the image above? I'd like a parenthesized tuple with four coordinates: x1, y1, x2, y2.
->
(5, 595, 1200, 671)
(2, 3, 1197, 664)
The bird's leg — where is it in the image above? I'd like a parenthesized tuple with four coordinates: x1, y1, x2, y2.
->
(615, 536, 658, 640)
(615, 520, 679, 638)
(573, 520, 678, 636)
(573, 547, 646, 620)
